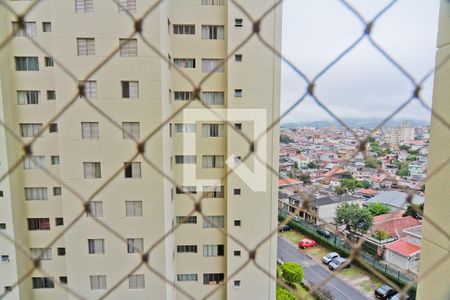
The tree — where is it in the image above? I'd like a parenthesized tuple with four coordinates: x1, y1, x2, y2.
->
(300, 174, 311, 184)
(307, 161, 318, 169)
(339, 179, 363, 193)
(373, 229, 390, 241)
(360, 180, 372, 189)
(335, 186, 346, 196)
(335, 203, 373, 235)
(280, 135, 294, 144)
(281, 262, 304, 286)
(294, 161, 299, 170)
(367, 136, 376, 143)
(365, 157, 381, 169)
(340, 172, 353, 179)
(365, 203, 391, 216)
(276, 288, 297, 300)
(403, 203, 424, 220)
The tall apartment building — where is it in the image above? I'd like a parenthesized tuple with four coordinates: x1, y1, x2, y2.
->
(390, 120, 415, 145)
(0, 1, 281, 299)
(417, 0, 450, 298)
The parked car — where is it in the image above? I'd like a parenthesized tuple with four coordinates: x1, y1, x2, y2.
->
(316, 228, 331, 239)
(374, 284, 397, 300)
(298, 239, 316, 249)
(321, 252, 340, 265)
(278, 224, 292, 232)
(389, 293, 410, 300)
(328, 257, 350, 271)
(292, 216, 301, 222)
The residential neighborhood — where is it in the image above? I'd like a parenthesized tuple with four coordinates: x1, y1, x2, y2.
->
(277, 122, 428, 298)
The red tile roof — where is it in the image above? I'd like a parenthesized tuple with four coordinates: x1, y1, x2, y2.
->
(279, 178, 301, 187)
(373, 211, 404, 224)
(373, 215, 421, 238)
(359, 188, 377, 196)
(385, 239, 420, 257)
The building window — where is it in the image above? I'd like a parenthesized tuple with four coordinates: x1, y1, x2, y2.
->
(174, 59, 195, 68)
(234, 89, 243, 97)
(57, 248, 66, 256)
(55, 218, 64, 226)
(202, 186, 224, 198)
(1, 255, 9, 263)
(81, 122, 99, 139)
(124, 162, 141, 178)
(202, 155, 224, 168)
(47, 90, 56, 100)
(201, 0, 224, 5)
(0, 224, 6, 230)
(121, 81, 139, 98)
(173, 24, 195, 35)
(12, 21, 37, 37)
(17, 90, 39, 105)
(45, 57, 54, 67)
(234, 280, 241, 288)
(202, 59, 224, 73)
(30, 248, 52, 260)
(77, 38, 95, 56)
(42, 22, 52, 32)
(176, 186, 196, 194)
(27, 218, 50, 230)
(119, 38, 138, 57)
(176, 216, 197, 224)
(201, 25, 224, 40)
(127, 238, 143, 253)
(202, 91, 224, 105)
(20, 123, 43, 137)
(234, 123, 242, 131)
(87, 201, 103, 217)
(75, 0, 93, 12)
(234, 188, 241, 195)
(118, 0, 136, 13)
(90, 275, 107, 290)
(53, 187, 62, 196)
(128, 274, 145, 289)
(60, 277, 68, 284)
(203, 245, 224, 257)
(79, 80, 97, 98)
(49, 123, 58, 133)
(32, 277, 55, 289)
(177, 274, 198, 281)
(234, 220, 241, 227)
(175, 155, 196, 164)
(122, 122, 140, 140)
(202, 124, 224, 137)
(23, 156, 45, 169)
(235, 19, 243, 27)
(177, 245, 197, 253)
(234, 250, 241, 256)
(125, 201, 142, 217)
(175, 123, 196, 133)
(203, 216, 224, 228)
(88, 239, 104, 254)
(24, 187, 48, 201)
(83, 162, 101, 179)
(50, 156, 60, 165)
(174, 91, 193, 101)
(15, 57, 39, 71)
(235, 54, 242, 62)
(203, 273, 224, 285)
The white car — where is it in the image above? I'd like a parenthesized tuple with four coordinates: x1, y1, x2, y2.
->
(292, 216, 301, 222)
(321, 252, 340, 265)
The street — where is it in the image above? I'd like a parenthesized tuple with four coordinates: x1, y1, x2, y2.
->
(277, 236, 369, 300)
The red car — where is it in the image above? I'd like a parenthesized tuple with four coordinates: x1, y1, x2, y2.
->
(298, 239, 316, 249)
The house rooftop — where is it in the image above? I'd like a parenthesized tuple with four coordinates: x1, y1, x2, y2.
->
(403, 225, 422, 238)
(385, 239, 420, 257)
(366, 191, 424, 209)
(279, 177, 301, 187)
(289, 194, 360, 207)
(373, 216, 421, 239)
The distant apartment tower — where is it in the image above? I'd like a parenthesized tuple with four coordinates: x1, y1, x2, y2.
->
(390, 121, 415, 145)
(417, 0, 450, 298)
(0, 1, 281, 300)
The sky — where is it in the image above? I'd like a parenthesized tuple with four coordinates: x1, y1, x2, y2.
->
(280, 0, 441, 123)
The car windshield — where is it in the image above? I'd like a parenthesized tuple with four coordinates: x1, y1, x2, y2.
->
(326, 253, 336, 258)
(379, 285, 392, 292)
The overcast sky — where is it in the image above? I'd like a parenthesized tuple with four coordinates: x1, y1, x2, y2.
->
(280, 0, 440, 123)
